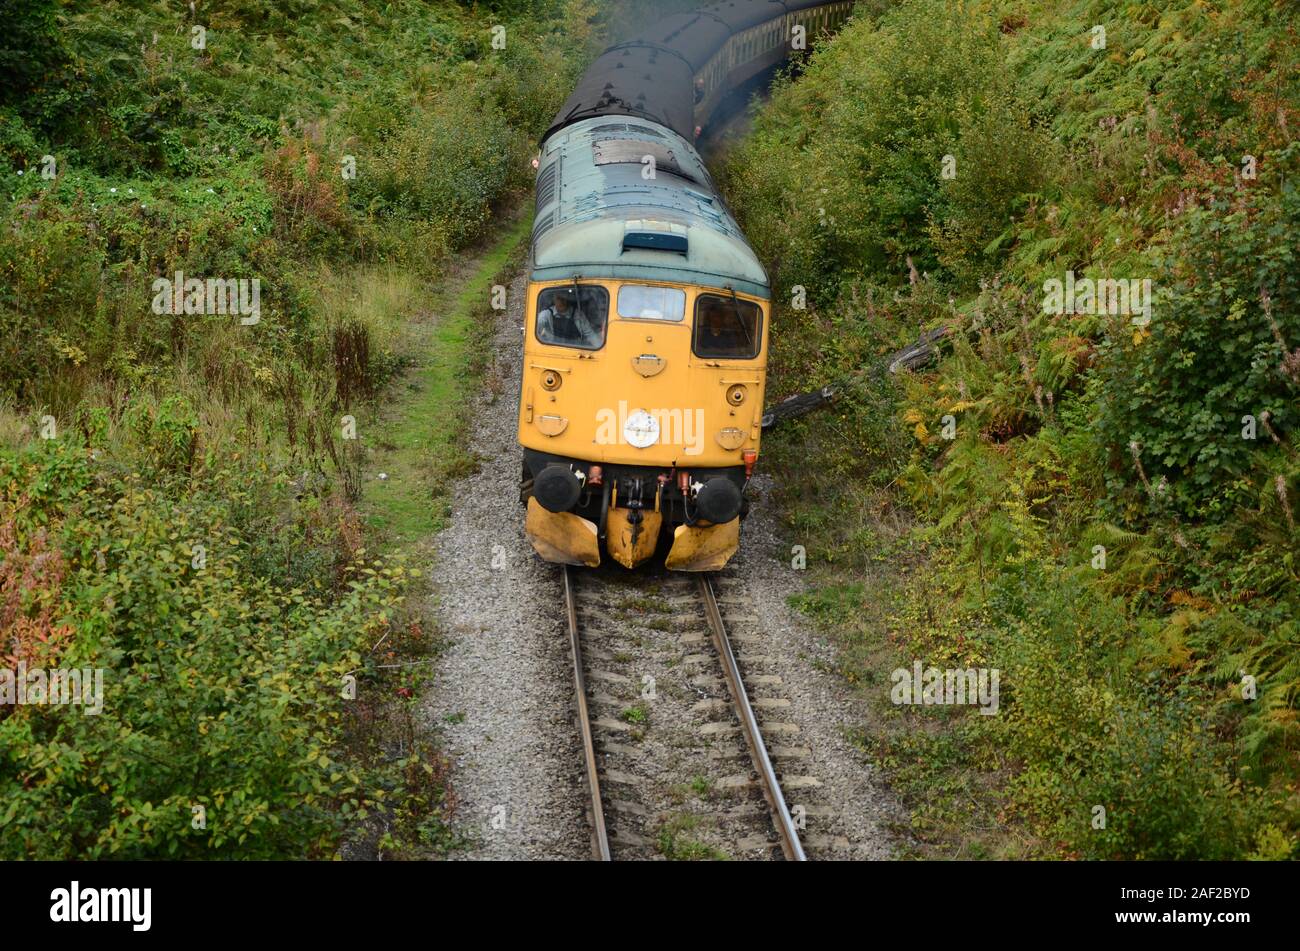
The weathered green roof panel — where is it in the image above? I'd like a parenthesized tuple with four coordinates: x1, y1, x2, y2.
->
(530, 117, 770, 298)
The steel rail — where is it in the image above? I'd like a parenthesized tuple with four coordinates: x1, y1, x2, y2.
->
(696, 573, 807, 861)
(563, 566, 612, 861)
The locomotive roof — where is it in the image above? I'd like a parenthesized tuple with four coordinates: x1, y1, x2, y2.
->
(530, 117, 769, 298)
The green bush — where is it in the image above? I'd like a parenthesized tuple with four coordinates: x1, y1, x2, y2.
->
(992, 568, 1259, 859)
(726, 0, 1300, 858)
(1097, 143, 1300, 516)
(349, 84, 527, 251)
(0, 442, 402, 858)
(0, 0, 69, 110)
(724, 0, 1049, 302)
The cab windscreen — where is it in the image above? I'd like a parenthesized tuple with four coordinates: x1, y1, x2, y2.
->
(536, 285, 609, 350)
(694, 294, 761, 359)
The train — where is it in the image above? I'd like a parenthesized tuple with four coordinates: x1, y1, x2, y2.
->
(518, 0, 856, 571)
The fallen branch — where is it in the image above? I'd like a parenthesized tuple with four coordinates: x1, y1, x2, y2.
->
(886, 325, 949, 374)
(761, 326, 949, 430)
(760, 386, 837, 429)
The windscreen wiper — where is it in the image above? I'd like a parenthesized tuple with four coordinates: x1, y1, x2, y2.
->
(728, 287, 754, 353)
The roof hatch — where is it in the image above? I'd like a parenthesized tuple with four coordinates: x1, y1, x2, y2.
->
(623, 232, 688, 254)
(622, 219, 689, 255)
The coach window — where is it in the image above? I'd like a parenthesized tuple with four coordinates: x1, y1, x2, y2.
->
(536, 285, 609, 350)
(694, 294, 761, 359)
(617, 284, 686, 321)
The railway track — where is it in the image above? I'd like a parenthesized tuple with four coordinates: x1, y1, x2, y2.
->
(563, 564, 812, 861)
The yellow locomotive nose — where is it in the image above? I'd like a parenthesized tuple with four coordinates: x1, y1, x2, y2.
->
(517, 275, 767, 571)
(519, 111, 770, 571)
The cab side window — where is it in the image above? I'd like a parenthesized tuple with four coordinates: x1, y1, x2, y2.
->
(536, 285, 609, 350)
(693, 294, 761, 359)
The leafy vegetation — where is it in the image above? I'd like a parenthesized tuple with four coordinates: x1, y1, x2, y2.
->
(726, 0, 1299, 859)
(0, 0, 602, 858)
(0, 442, 405, 858)
(6, 0, 1294, 863)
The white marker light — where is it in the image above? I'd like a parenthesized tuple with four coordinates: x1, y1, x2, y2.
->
(624, 409, 660, 448)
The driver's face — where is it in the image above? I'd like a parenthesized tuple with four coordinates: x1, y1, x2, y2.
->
(554, 294, 571, 312)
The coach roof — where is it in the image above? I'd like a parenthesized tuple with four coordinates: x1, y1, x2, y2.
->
(632, 11, 733, 72)
(542, 0, 802, 143)
(544, 42, 696, 142)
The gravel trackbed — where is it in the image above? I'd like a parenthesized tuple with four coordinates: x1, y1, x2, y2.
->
(421, 271, 904, 860)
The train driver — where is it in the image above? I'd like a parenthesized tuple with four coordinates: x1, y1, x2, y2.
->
(538, 289, 602, 348)
(698, 299, 750, 356)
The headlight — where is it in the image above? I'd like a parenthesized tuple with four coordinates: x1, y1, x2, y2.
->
(623, 409, 660, 448)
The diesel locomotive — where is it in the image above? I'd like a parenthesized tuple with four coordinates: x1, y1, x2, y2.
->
(518, 0, 855, 571)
